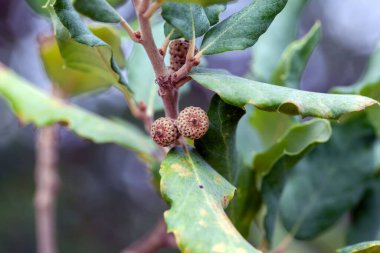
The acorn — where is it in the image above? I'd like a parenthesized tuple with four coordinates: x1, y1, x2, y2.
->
(169, 39, 198, 71)
(177, 106, 209, 139)
(150, 117, 180, 147)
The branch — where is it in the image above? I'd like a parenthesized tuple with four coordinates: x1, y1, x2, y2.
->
(121, 218, 177, 253)
(143, 0, 163, 19)
(34, 87, 62, 253)
(271, 235, 293, 253)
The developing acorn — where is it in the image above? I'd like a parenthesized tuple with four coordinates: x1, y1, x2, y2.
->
(150, 117, 180, 147)
(169, 39, 198, 71)
(177, 106, 209, 140)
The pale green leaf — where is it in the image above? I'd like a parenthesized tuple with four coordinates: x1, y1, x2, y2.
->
(73, 0, 121, 23)
(271, 21, 321, 88)
(161, 148, 261, 253)
(251, 0, 308, 81)
(161, 3, 210, 40)
(40, 25, 125, 96)
(190, 70, 378, 119)
(0, 66, 155, 161)
(337, 241, 380, 253)
(47, 0, 132, 96)
(200, 0, 288, 55)
(254, 119, 331, 175)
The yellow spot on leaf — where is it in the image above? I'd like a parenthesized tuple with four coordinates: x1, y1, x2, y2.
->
(198, 220, 207, 227)
(214, 175, 222, 184)
(171, 163, 192, 177)
(199, 208, 208, 217)
(212, 243, 226, 252)
(237, 248, 248, 253)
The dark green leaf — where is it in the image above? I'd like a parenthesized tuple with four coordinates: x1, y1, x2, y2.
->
(251, 0, 308, 81)
(47, 0, 132, 96)
(195, 95, 245, 181)
(280, 116, 377, 239)
(160, 148, 261, 253)
(260, 119, 332, 244)
(190, 70, 378, 119)
(204, 4, 226, 26)
(347, 178, 380, 244)
(200, 0, 288, 55)
(107, 0, 126, 7)
(164, 22, 183, 40)
(161, 3, 210, 40)
(73, 0, 121, 23)
(40, 25, 125, 96)
(337, 241, 380, 253)
(271, 21, 321, 88)
(0, 66, 155, 162)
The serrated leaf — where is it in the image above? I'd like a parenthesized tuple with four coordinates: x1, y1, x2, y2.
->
(337, 241, 380, 253)
(347, 178, 380, 244)
(47, 0, 132, 96)
(259, 119, 332, 245)
(272, 21, 321, 88)
(165, 0, 233, 6)
(190, 70, 378, 119)
(161, 148, 261, 253)
(200, 0, 288, 55)
(73, 0, 121, 23)
(40, 25, 125, 96)
(251, 0, 308, 82)
(0, 66, 155, 161)
(161, 3, 210, 40)
(195, 95, 245, 181)
(280, 116, 377, 239)
(204, 4, 226, 26)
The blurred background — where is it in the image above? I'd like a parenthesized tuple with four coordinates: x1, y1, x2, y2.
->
(0, 0, 380, 252)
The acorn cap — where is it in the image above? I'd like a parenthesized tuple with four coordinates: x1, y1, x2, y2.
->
(150, 117, 180, 147)
(177, 106, 209, 139)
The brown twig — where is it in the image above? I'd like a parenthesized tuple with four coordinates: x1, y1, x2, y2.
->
(121, 218, 176, 253)
(34, 87, 62, 253)
(143, 0, 163, 19)
(271, 235, 293, 253)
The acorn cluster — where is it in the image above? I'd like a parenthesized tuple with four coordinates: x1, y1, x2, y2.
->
(169, 39, 198, 71)
(150, 107, 209, 147)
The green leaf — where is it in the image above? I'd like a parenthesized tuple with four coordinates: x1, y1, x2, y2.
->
(160, 147, 261, 253)
(251, 0, 308, 82)
(190, 70, 378, 119)
(200, 0, 288, 55)
(40, 25, 125, 96)
(271, 21, 321, 88)
(47, 0, 132, 96)
(254, 119, 331, 175)
(337, 241, 380, 253)
(26, 0, 49, 16)
(164, 0, 233, 6)
(259, 119, 332, 244)
(161, 3, 210, 40)
(195, 95, 245, 181)
(164, 22, 183, 40)
(204, 4, 226, 26)
(347, 178, 380, 244)
(280, 116, 377, 239)
(73, 0, 121, 23)
(106, 0, 126, 7)
(0, 66, 155, 161)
